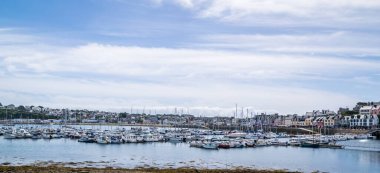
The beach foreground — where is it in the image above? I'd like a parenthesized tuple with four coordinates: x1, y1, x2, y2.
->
(0, 166, 298, 173)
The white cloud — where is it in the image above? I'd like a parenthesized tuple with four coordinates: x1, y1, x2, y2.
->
(0, 29, 379, 115)
(2, 43, 379, 81)
(161, 0, 380, 27)
(199, 31, 380, 56)
(1, 39, 378, 114)
(0, 2, 379, 116)
(0, 75, 356, 115)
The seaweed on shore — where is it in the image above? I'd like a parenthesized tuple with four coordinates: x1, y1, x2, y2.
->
(0, 165, 301, 173)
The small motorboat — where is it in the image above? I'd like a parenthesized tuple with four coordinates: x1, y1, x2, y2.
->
(202, 142, 218, 150)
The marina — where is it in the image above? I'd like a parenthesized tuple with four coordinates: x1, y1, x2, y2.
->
(1, 124, 379, 173)
(1, 124, 377, 149)
(1, 0, 380, 172)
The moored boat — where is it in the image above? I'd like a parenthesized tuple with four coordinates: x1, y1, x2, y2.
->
(4, 133, 16, 139)
(190, 141, 203, 148)
(202, 142, 218, 150)
(300, 141, 320, 148)
(96, 135, 110, 144)
(218, 142, 231, 149)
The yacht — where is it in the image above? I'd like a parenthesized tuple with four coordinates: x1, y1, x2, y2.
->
(218, 141, 231, 149)
(110, 136, 122, 144)
(143, 134, 160, 142)
(255, 139, 268, 147)
(123, 134, 138, 143)
(202, 142, 218, 149)
(168, 135, 183, 143)
(96, 135, 110, 144)
(289, 138, 302, 146)
(4, 133, 16, 139)
(190, 141, 203, 148)
(226, 131, 247, 138)
(31, 134, 42, 139)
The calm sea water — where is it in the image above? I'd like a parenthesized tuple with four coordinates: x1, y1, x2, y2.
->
(0, 125, 379, 173)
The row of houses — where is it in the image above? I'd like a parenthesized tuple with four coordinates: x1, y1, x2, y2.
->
(1, 102, 379, 128)
(216, 105, 379, 128)
(273, 105, 380, 128)
(344, 105, 380, 128)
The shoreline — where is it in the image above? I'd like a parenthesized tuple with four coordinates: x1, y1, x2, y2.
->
(0, 165, 299, 173)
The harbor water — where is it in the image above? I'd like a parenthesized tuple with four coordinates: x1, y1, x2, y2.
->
(0, 125, 379, 173)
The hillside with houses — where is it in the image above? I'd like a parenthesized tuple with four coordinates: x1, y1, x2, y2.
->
(0, 102, 379, 130)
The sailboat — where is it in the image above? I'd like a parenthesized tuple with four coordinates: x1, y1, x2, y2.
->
(4, 107, 15, 126)
(300, 125, 320, 148)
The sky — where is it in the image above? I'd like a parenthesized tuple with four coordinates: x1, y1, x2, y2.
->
(0, 0, 379, 116)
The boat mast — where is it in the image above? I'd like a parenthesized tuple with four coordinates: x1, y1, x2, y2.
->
(235, 104, 238, 131)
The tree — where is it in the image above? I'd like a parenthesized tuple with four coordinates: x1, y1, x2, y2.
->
(38, 106, 44, 112)
(342, 110, 358, 116)
(0, 102, 2, 107)
(17, 105, 26, 111)
(119, 112, 129, 118)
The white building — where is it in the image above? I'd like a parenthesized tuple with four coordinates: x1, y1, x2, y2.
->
(359, 106, 373, 115)
(284, 116, 293, 126)
(345, 114, 379, 128)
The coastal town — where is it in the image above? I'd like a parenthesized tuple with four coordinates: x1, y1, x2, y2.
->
(0, 101, 379, 131)
(1, 101, 379, 152)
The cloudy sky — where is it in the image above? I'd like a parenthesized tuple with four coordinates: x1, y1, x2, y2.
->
(0, 0, 379, 115)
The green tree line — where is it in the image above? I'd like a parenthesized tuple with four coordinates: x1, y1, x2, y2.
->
(0, 109, 59, 120)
